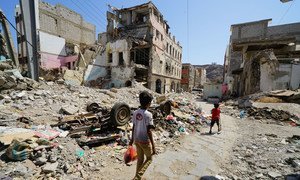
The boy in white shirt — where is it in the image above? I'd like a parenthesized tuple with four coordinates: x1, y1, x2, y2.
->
(129, 91, 156, 180)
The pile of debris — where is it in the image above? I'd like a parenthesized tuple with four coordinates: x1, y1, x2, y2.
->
(223, 97, 300, 126)
(222, 132, 300, 179)
(247, 107, 298, 122)
(0, 62, 39, 92)
(0, 69, 208, 178)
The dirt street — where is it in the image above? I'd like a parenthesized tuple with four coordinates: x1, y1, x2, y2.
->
(99, 101, 300, 180)
(1, 84, 299, 180)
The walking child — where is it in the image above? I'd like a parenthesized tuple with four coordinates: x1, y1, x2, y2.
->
(129, 91, 156, 180)
(209, 103, 221, 134)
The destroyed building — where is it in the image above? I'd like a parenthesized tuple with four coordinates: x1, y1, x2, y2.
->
(84, 2, 182, 93)
(194, 67, 206, 88)
(224, 19, 300, 96)
(181, 63, 195, 91)
(15, 0, 96, 73)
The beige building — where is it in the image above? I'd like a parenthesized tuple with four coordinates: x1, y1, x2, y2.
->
(194, 67, 206, 88)
(15, 0, 96, 71)
(181, 63, 195, 91)
(84, 2, 182, 93)
(224, 19, 300, 96)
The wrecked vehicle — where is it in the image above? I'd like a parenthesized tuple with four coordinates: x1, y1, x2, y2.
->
(52, 102, 131, 136)
(52, 100, 172, 136)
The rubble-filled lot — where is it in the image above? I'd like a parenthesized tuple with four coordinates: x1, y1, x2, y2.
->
(1, 65, 300, 179)
(220, 120, 300, 180)
(0, 69, 208, 179)
(218, 96, 300, 180)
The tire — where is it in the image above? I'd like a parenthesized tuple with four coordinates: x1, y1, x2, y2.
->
(110, 102, 131, 126)
(86, 102, 100, 112)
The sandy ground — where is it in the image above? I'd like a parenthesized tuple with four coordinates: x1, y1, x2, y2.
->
(95, 101, 300, 180)
(92, 101, 240, 180)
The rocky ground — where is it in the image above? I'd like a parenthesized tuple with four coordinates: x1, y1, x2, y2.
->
(0, 74, 205, 179)
(1, 67, 300, 179)
(221, 119, 300, 180)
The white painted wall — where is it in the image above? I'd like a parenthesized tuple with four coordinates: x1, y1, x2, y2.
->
(203, 83, 222, 99)
(290, 63, 300, 90)
(84, 39, 131, 86)
(110, 67, 134, 88)
(273, 64, 291, 90)
(260, 63, 299, 91)
(39, 31, 66, 56)
(260, 62, 274, 92)
(93, 39, 129, 67)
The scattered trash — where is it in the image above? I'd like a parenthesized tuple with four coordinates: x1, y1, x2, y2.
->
(239, 110, 246, 119)
(5, 139, 32, 161)
(188, 116, 196, 124)
(34, 128, 60, 140)
(166, 115, 175, 121)
(75, 148, 85, 158)
(178, 126, 186, 133)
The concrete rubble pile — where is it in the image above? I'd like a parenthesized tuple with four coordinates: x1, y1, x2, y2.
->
(222, 93, 300, 126)
(0, 69, 209, 179)
(0, 61, 39, 92)
(222, 134, 300, 179)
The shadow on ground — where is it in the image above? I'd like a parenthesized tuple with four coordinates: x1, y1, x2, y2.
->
(199, 176, 219, 180)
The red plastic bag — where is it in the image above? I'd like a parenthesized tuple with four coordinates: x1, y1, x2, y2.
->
(124, 146, 137, 164)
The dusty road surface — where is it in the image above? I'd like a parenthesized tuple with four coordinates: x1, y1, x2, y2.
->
(98, 101, 300, 180)
(97, 101, 240, 180)
(142, 101, 240, 179)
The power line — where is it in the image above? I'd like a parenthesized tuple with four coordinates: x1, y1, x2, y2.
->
(85, 0, 107, 20)
(77, 0, 107, 26)
(2, 14, 33, 48)
(278, 0, 296, 24)
(70, 0, 106, 30)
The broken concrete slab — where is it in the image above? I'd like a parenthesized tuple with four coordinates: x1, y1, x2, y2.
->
(238, 99, 253, 108)
(0, 76, 5, 86)
(59, 106, 79, 115)
(43, 162, 58, 173)
(4, 69, 24, 80)
(35, 157, 47, 166)
(64, 70, 83, 86)
(0, 127, 35, 145)
(15, 82, 28, 90)
(0, 62, 13, 70)
(269, 90, 295, 97)
(268, 171, 281, 179)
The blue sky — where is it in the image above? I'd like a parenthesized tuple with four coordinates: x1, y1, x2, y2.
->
(1, 0, 299, 65)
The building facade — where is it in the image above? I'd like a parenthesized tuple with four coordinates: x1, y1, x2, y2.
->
(84, 2, 182, 93)
(194, 67, 206, 88)
(15, 0, 96, 72)
(181, 63, 195, 91)
(224, 19, 300, 96)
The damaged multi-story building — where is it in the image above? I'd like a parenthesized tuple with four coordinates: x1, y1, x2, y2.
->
(181, 64, 206, 91)
(181, 63, 195, 92)
(224, 19, 300, 96)
(85, 2, 182, 93)
(15, 0, 96, 73)
(194, 67, 206, 88)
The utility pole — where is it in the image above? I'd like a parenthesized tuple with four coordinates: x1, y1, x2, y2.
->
(20, 0, 39, 81)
